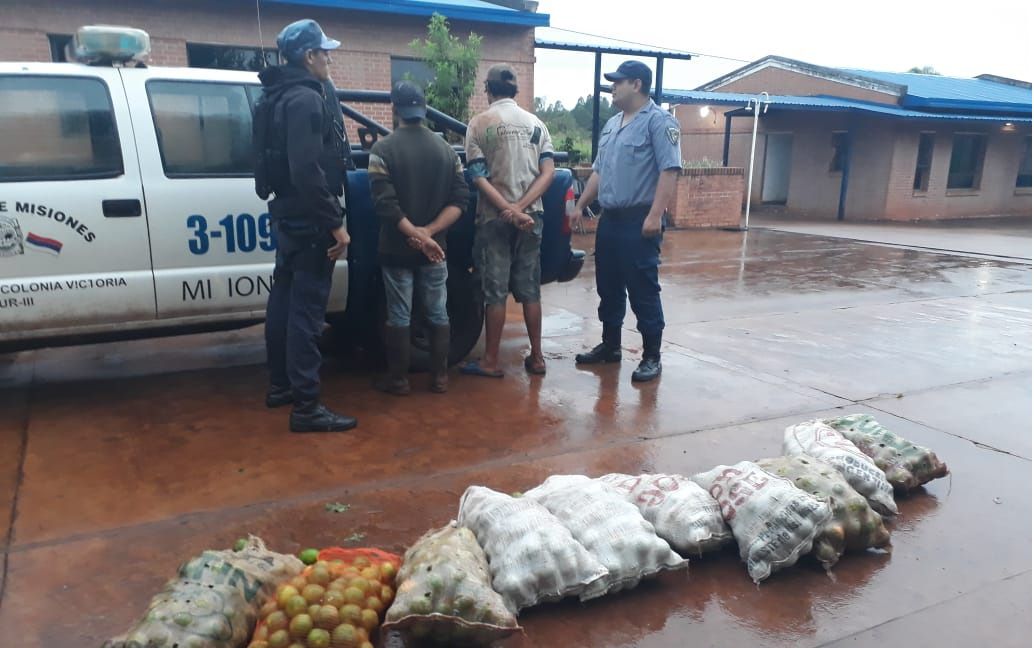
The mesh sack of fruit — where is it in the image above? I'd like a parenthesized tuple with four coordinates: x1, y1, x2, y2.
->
(382, 523, 521, 645)
(457, 485, 608, 612)
(756, 456, 891, 569)
(692, 461, 833, 583)
(248, 548, 401, 648)
(104, 536, 304, 648)
(784, 419, 899, 516)
(597, 473, 733, 556)
(824, 413, 949, 491)
(525, 475, 687, 601)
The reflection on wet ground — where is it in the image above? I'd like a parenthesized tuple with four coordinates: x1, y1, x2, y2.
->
(1, 227, 1030, 647)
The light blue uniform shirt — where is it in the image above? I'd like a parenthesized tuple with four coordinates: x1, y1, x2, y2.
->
(593, 100, 682, 209)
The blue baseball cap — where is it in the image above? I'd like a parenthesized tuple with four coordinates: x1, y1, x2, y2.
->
(276, 19, 340, 63)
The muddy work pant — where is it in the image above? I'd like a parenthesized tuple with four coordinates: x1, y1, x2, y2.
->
(265, 225, 335, 404)
(595, 204, 665, 337)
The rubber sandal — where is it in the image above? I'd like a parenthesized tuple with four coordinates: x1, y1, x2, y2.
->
(459, 361, 504, 378)
(524, 355, 547, 375)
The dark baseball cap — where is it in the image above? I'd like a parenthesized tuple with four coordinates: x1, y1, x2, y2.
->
(276, 19, 340, 63)
(486, 63, 518, 88)
(391, 80, 427, 120)
(604, 60, 653, 88)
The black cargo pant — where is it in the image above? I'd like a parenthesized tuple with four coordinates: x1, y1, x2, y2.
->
(265, 223, 335, 404)
(595, 204, 665, 338)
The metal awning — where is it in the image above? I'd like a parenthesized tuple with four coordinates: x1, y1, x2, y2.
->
(535, 39, 692, 160)
(662, 90, 1033, 122)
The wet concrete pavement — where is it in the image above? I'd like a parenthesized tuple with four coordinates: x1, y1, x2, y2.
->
(753, 214, 1032, 261)
(1, 227, 1030, 647)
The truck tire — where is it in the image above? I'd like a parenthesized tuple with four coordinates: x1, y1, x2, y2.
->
(406, 263, 484, 371)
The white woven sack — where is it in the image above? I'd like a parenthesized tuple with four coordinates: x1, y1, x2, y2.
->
(597, 473, 732, 556)
(525, 475, 687, 600)
(692, 461, 833, 583)
(457, 485, 607, 611)
(783, 419, 898, 516)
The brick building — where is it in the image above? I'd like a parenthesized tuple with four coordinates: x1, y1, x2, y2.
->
(0, 0, 548, 138)
(667, 56, 1032, 221)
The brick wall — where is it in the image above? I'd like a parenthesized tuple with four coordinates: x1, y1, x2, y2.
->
(668, 168, 745, 229)
(0, 0, 537, 140)
(0, 27, 54, 61)
(883, 122, 1032, 221)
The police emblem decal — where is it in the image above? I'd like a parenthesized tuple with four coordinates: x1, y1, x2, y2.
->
(666, 127, 680, 146)
(0, 215, 25, 257)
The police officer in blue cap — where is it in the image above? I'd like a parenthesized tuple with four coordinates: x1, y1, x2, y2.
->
(568, 60, 682, 382)
(255, 19, 357, 432)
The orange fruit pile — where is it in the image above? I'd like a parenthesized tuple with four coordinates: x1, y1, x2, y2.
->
(248, 556, 399, 648)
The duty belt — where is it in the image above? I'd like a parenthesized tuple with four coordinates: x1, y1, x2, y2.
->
(602, 204, 652, 219)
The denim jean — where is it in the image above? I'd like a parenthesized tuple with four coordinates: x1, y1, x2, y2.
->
(382, 262, 449, 327)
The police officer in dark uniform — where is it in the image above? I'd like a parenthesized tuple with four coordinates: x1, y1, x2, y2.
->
(256, 19, 357, 432)
(569, 61, 682, 383)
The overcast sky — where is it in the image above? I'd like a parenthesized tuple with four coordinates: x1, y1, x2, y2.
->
(531, 0, 1032, 108)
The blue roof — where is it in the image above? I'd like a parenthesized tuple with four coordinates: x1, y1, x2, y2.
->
(264, 0, 550, 27)
(841, 69, 1031, 113)
(661, 90, 1032, 123)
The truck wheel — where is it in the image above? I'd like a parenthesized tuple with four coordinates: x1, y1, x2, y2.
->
(406, 264, 484, 371)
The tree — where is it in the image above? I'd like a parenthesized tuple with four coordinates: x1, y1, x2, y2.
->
(534, 94, 619, 165)
(569, 95, 618, 132)
(409, 13, 483, 124)
(907, 66, 941, 75)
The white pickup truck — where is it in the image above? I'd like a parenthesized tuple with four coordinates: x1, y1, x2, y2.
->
(0, 27, 584, 365)
(0, 60, 347, 336)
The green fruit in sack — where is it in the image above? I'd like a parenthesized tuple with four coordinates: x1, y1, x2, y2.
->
(757, 456, 890, 568)
(826, 414, 948, 491)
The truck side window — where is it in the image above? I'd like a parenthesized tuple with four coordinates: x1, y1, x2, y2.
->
(147, 80, 253, 178)
(0, 75, 123, 182)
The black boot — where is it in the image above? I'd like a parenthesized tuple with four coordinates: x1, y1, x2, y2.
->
(575, 326, 622, 364)
(632, 333, 662, 382)
(290, 401, 358, 433)
(265, 385, 293, 408)
(375, 326, 411, 396)
(429, 324, 450, 393)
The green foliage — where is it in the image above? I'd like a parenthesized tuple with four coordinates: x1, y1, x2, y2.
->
(906, 66, 941, 75)
(409, 13, 482, 123)
(534, 95, 618, 165)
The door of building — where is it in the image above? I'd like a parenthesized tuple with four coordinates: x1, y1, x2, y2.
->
(762, 133, 792, 204)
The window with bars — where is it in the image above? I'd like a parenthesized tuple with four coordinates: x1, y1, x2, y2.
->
(48, 34, 73, 62)
(913, 132, 935, 192)
(947, 133, 987, 190)
(829, 131, 848, 173)
(391, 57, 434, 87)
(186, 43, 277, 72)
(1017, 135, 1032, 189)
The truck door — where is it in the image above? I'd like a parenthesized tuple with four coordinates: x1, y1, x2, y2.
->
(0, 65, 155, 334)
(120, 67, 346, 320)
